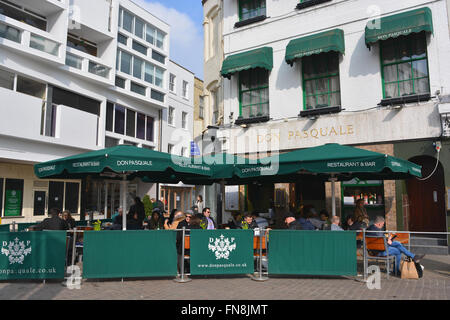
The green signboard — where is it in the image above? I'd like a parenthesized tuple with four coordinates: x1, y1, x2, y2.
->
(82, 230, 177, 279)
(0, 231, 67, 280)
(4, 190, 22, 216)
(190, 230, 254, 275)
(268, 230, 357, 276)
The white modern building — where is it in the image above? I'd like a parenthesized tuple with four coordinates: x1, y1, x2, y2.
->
(209, 0, 450, 234)
(160, 59, 196, 213)
(0, 0, 171, 222)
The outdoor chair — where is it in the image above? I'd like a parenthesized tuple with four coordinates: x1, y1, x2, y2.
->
(364, 236, 397, 279)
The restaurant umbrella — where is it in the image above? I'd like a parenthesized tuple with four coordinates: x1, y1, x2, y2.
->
(34, 145, 212, 229)
(234, 143, 422, 216)
(179, 144, 422, 217)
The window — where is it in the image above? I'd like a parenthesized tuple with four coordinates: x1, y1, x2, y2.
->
(239, 68, 269, 118)
(212, 90, 219, 123)
(168, 106, 175, 125)
(169, 73, 176, 92)
(16, 75, 46, 99)
(126, 109, 136, 137)
(155, 67, 164, 88)
(156, 31, 165, 49)
(182, 80, 188, 98)
(146, 116, 154, 142)
(106, 102, 114, 132)
(181, 147, 187, 157)
(120, 50, 132, 74)
(115, 76, 125, 89)
(380, 32, 429, 99)
(302, 52, 340, 110)
(151, 89, 164, 102)
(89, 61, 109, 78)
(199, 96, 204, 119)
(297, 0, 332, 10)
(152, 50, 165, 64)
(130, 82, 146, 96)
(114, 104, 125, 134)
(0, 22, 21, 43)
(144, 62, 154, 84)
(239, 0, 266, 21)
(134, 18, 144, 39)
(146, 25, 155, 45)
(132, 40, 147, 55)
(122, 9, 133, 33)
(118, 33, 127, 45)
(182, 112, 188, 129)
(136, 113, 146, 140)
(52, 86, 100, 116)
(3, 179, 24, 217)
(67, 34, 97, 57)
(168, 144, 174, 154)
(0, 68, 14, 90)
(133, 56, 143, 79)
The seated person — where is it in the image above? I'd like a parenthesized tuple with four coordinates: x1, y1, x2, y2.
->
(330, 216, 344, 231)
(298, 212, 315, 230)
(62, 210, 76, 229)
(284, 213, 303, 230)
(32, 208, 69, 231)
(346, 215, 364, 230)
(367, 216, 424, 275)
(147, 208, 164, 230)
(252, 212, 269, 229)
(238, 214, 259, 230)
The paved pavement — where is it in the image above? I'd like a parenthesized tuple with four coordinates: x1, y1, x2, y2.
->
(0, 255, 448, 301)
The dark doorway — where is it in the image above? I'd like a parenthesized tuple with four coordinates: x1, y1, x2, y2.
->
(33, 191, 47, 216)
(406, 155, 446, 232)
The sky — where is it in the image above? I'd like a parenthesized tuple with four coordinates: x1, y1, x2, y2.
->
(132, 0, 205, 80)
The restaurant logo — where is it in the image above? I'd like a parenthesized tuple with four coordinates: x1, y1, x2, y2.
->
(1, 238, 32, 265)
(208, 235, 236, 260)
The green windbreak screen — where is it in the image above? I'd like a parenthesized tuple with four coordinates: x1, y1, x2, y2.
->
(365, 7, 433, 46)
(285, 29, 345, 66)
(221, 47, 273, 79)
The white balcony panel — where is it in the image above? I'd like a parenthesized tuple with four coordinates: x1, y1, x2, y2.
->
(69, 0, 112, 41)
(57, 104, 98, 149)
(12, 0, 65, 16)
(0, 88, 43, 139)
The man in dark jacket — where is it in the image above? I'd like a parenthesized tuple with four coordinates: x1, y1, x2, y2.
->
(32, 208, 69, 231)
(284, 213, 303, 230)
(127, 197, 145, 229)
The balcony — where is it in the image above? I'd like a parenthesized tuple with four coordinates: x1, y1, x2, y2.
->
(64, 47, 112, 84)
(69, 0, 113, 40)
(0, 88, 98, 150)
(10, 0, 65, 17)
(0, 15, 64, 64)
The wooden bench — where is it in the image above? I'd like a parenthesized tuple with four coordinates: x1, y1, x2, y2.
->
(364, 236, 397, 279)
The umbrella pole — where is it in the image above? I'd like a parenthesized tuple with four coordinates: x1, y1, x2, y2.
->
(121, 174, 128, 231)
(329, 175, 337, 217)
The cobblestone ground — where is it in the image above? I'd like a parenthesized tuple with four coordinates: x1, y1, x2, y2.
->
(0, 255, 448, 300)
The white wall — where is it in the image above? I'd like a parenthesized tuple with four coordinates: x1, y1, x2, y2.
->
(222, 0, 450, 124)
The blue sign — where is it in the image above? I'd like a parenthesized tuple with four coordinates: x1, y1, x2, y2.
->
(190, 141, 200, 156)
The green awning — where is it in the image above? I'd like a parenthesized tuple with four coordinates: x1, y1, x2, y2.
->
(365, 7, 433, 47)
(221, 47, 273, 79)
(285, 29, 345, 66)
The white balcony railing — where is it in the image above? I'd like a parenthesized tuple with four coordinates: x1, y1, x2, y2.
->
(65, 47, 111, 80)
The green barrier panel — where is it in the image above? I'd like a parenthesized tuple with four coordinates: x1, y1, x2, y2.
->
(0, 225, 11, 232)
(268, 230, 357, 276)
(190, 229, 254, 275)
(0, 231, 67, 280)
(83, 230, 177, 279)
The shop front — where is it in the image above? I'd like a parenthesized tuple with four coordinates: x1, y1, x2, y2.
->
(160, 183, 195, 213)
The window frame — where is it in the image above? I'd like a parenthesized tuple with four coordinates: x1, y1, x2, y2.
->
(379, 32, 430, 100)
(168, 106, 175, 126)
(238, 68, 269, 119)
(301, 51, 341, 110)
(238, 0, 266, 22)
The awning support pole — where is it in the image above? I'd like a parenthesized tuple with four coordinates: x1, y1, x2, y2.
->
(329, 174, 337, 217)
(121, 174, 128, 231)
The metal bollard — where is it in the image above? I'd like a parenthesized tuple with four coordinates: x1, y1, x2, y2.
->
(174, 227, 191, 283)
(252, 228, 269, 282)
